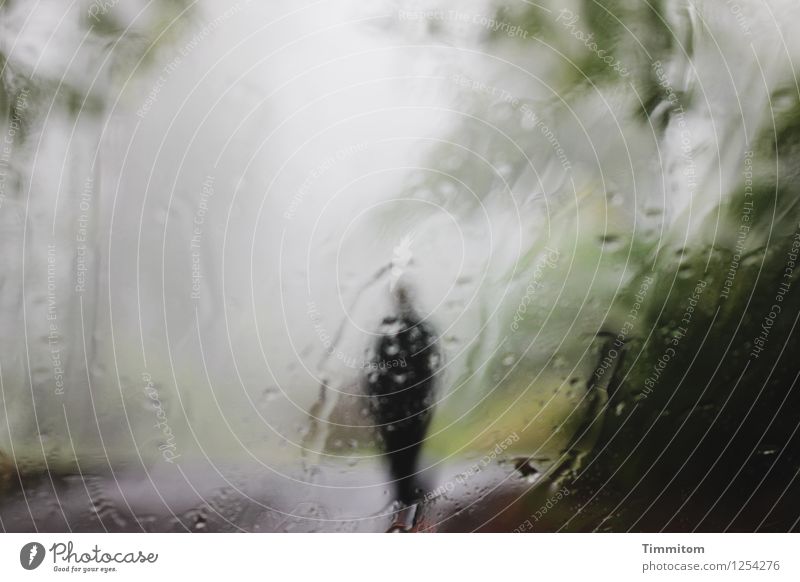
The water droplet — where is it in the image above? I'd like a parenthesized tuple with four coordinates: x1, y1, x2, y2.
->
(598, 234, 625, 252)
(258, 386, 279, 405)
(677, 262, 693, 279)
(742, 250, 764, 268)
(495, 162, 514, 179)
(513, 458, 540, 483)
(490, 102, 515, 123)
(606, 191, 624, 206)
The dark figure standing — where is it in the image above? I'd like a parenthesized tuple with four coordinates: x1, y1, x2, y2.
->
(366, 290, 439, 520)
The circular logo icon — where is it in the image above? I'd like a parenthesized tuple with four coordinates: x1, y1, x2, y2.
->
(20, 542, 46, 570)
